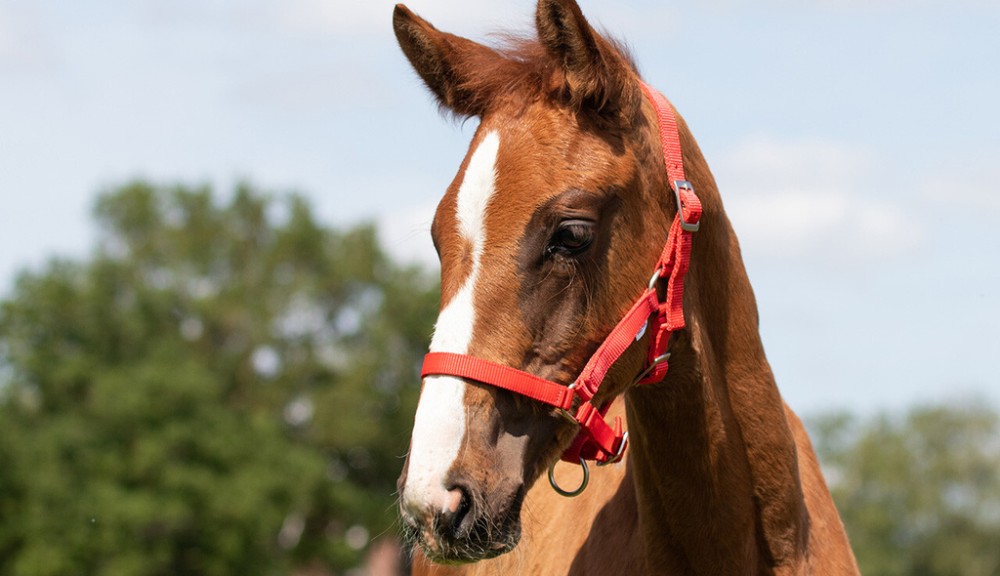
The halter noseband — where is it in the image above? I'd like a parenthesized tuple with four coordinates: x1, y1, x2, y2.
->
(420, 82, 702, 495)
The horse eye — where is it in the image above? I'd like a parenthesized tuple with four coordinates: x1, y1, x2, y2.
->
(547, 219, 595, 257)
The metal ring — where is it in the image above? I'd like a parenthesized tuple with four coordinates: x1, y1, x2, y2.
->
(648, 268, 663, 290)
(547, 457, 590, 497)
(596, 431, 629, 467)
(632, 353, 671, 385)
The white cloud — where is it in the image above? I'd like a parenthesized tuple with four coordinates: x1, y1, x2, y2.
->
(920, 153, 1000, 216)
(0, 4, 58, 72)
(715, 136, 922, 260)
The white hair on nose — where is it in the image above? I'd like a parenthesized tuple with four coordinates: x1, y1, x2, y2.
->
(403, 131, 501, 515)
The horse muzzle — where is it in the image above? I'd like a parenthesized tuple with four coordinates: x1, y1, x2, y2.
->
(399, 479, 525, 564)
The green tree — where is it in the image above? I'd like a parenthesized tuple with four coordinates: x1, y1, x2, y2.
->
(810, 402, 1000, 576)
(0, 181, 438, 575)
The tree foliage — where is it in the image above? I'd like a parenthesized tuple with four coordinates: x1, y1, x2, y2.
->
(0, 182, 438, 575)
(810, 402, 1000, 576)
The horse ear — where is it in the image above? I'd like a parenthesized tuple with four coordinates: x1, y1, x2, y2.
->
(393, 4, 499, 117)
(535, 0, 639, 122)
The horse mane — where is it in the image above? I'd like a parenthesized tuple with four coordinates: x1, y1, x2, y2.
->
(439, 31, 642, 125)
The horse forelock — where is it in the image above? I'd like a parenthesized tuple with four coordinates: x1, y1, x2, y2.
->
(435, 31, 641, 126)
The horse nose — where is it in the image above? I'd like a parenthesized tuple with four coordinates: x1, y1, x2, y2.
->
(438, 485, 472, 538)
(401, 484, 473, 538)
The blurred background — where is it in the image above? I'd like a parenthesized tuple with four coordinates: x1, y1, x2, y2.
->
(0, 1, 997, 575)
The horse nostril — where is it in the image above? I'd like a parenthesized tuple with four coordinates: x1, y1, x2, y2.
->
(439, 485, 472, 538)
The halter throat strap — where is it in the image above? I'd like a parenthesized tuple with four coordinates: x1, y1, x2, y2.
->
(420, 82, 702, 469)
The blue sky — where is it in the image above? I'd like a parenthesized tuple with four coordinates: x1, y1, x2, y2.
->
(1, 0, 997, 415)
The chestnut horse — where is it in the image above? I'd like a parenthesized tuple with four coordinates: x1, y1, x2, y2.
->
(393, 1, 859, 574)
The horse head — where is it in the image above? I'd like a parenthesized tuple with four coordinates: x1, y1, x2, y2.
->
(393, 0, 683, 563)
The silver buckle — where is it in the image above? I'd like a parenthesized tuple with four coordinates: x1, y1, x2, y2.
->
(674, 180, 700, 233)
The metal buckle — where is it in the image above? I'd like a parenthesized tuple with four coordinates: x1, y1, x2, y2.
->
(673, 180, 700, 233)
(558, 382, 578, 420)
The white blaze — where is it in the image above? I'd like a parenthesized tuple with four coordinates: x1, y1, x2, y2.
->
(404, 131, 501, 514)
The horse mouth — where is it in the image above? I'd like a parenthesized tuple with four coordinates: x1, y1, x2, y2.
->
(401, 501, 524, 564)
(403, 522, 521, 564)
(412, 526, 520, 564)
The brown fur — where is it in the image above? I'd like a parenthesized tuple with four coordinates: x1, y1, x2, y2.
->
(394, 1, 858, 573)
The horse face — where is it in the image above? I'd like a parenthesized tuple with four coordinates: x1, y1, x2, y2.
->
(394, 0, 659, 563)
(398, 105, 655, 562)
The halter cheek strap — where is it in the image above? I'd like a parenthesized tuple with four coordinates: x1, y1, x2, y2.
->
(420, 82, 701, 475)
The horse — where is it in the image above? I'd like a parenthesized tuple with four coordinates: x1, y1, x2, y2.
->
(392, 1, 859, 574)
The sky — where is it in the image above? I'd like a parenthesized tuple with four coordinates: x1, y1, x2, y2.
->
(1, 0, 997, 416)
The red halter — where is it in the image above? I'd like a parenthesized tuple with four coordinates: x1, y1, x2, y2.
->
(420, 82, 702, 471)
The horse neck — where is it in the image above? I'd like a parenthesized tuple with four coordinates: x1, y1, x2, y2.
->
(622, 118, 809, 574)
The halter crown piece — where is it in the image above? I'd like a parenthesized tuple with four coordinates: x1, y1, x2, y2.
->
(420, 82, 702, 496)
